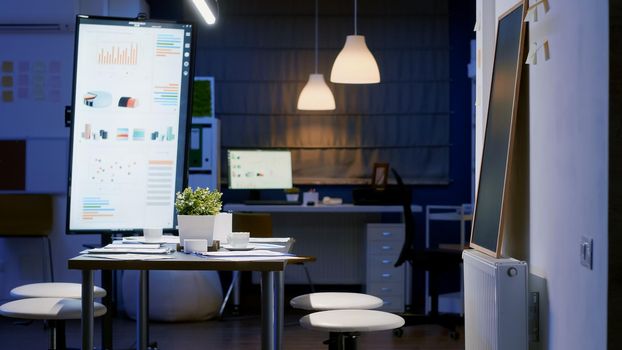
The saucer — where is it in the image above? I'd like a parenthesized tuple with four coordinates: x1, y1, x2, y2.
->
(222, 244, 255, 251)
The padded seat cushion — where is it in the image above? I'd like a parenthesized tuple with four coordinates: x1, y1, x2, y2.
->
(300, 309, 405, 333)
(0, 297, 106, 320)
(290, 292, 383, 311)
(11, 282, 106, 299)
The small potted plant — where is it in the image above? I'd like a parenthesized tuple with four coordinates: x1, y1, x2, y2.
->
(175, 187, 223, 247)
(284, 187, 300, 202)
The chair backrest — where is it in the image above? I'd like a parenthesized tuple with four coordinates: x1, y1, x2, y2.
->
(392, 169, 415, 267)
(232, 212, 272, 238)
(0, 194, 53, 236)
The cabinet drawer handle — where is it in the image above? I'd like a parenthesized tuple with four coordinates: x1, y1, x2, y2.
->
(381, 259, 391, 264)
(381, 245, 392, 250)
(383, 300, 392, 305)
(382, 232, 392, 237)
(381, 287, 392, 292)
(381, 273, 392, 278)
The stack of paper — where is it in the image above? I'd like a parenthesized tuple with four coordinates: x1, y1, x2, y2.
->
(194, 250, 301, 261)
(83, 242, 170, 254)
(122, 235, 180, 244)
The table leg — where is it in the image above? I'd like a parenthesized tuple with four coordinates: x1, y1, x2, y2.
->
(276, 271, 284, 350)
(261, 271, 275, 350)
(137, 270, 148, 350)
(81, 270, 94, 350)
(102, 269, 113, 350)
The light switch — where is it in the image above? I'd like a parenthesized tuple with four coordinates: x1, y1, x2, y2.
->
(580, 236, 593, 270)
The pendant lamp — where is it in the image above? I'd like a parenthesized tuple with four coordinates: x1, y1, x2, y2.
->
(330, 0, 380, 84)
(297, 0, 336, 110)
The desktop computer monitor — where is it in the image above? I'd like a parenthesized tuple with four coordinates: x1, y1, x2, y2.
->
(227, 150, 293, 190)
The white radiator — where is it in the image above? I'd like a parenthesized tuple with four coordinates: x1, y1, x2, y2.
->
(463, 249, 528, 350)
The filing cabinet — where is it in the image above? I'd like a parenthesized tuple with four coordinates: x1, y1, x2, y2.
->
(365, 223, 405, 312)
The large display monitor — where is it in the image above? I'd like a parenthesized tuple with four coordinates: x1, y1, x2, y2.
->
(67, 15, 195, 234)
(227, 150, 293, 190)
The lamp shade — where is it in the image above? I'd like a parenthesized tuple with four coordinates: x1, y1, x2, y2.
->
(297, 73, 336, 110)
(330, 35, 380, 84)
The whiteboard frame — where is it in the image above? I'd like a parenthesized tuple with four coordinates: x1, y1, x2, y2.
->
(470, 1, 527, 258)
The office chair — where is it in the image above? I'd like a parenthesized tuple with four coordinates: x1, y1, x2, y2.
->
(391, 169, 463, 339)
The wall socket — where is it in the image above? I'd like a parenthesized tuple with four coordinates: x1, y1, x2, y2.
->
(528, 292, 540, 342)
(580, 236, 593, 270)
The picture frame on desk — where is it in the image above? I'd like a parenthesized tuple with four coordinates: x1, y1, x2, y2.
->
(372, 163, 389, 189)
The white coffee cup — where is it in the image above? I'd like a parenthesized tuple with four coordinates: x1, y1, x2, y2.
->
(229, 232, 250, 248)
(143, 228, 163, 242)
(184, 239, 208, 253)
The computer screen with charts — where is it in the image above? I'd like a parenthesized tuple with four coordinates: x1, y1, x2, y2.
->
(227, 150, 293, 190)
(67, 15, 195, 234)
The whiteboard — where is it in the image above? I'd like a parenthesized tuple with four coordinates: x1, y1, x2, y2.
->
(470, 1, 526, 257)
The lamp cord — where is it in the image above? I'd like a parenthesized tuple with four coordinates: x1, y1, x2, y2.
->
(315, 0, 318, 73)
(354, 0, 358, 35)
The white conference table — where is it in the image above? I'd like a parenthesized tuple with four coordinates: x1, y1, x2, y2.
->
(69, 251, 313, 350)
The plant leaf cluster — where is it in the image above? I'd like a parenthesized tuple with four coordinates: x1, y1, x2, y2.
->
(175, 187, 222, 215)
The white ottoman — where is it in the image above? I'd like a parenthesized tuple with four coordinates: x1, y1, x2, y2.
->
(300, 309, 405, 350)
(122, 270, 223, 321)
(0, 297, 106, 350)
(290, 292, 383, 311)
(11, 282, 106, 299)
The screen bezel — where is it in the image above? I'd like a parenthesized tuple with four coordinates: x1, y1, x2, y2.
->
(470, 1, 527, 257)
(66, 14, 196, 235)
(227, 149, 294, 190)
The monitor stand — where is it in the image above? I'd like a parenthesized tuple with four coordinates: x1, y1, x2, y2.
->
(244, 189, 297, 205)
(248, 189, 261, 201)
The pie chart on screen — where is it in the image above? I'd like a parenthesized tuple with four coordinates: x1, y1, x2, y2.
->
(83, 90, 112, 108)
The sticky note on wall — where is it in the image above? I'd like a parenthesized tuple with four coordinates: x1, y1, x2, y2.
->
(2, 90, 13, 102)
(2, 75, 14, 87)
(2, 61, 14, 73)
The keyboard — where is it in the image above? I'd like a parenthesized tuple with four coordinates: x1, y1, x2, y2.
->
(244, 200, 300, 205)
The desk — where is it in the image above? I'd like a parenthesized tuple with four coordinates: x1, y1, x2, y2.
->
(223, 204, 422, 286)
(224, 203, 422, 214)
(68, 252, 312, 350)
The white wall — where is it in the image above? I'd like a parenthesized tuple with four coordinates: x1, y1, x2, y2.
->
(0, 0, 149, 301)
(476, 0, 609, 349)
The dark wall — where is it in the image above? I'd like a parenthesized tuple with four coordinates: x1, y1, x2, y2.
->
(149, 0, 475, 311)
(147, 0, 474, 203)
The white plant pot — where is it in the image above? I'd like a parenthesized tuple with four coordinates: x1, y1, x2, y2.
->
(178, 215, 216, 247)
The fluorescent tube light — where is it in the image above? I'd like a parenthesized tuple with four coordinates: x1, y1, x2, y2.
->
(191, 0, 217, 25)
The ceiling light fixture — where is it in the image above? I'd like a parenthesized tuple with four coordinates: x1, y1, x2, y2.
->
(297, 0, 336, 110)
(330, 0, 380, 84)
(191, 0, 217, 25)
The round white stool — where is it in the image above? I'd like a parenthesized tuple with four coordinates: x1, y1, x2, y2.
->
(0, 297, 106, 350)
(11, 282, 107, 299)
(290, 292, 383, 311)
(300, 309, 405, 350)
